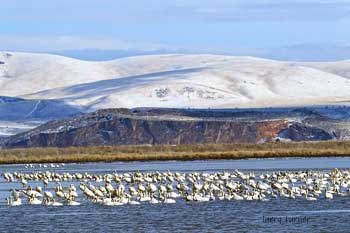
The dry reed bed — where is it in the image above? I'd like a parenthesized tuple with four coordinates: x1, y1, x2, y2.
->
(1, 141, 350, 164)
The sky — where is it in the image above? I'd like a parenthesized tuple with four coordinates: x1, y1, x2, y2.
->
(1, 0, 350, 61)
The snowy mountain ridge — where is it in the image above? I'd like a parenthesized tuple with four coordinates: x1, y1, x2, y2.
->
(1, 51, 350, 112)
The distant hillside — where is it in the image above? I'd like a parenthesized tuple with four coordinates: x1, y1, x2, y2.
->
(2, 52, 350, 138)
(1, 52, 350, 112)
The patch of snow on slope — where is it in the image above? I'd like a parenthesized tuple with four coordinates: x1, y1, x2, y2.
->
(0, 121, 40, 136)
(298, 60, 350, 79)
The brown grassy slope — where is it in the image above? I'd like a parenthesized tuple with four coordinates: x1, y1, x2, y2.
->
(0, 141, 350, 164)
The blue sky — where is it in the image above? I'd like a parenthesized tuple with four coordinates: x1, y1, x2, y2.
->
(1, 0, 350, 61)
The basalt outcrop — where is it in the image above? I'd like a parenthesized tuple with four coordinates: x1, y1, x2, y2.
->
(2, 107, 348, 148)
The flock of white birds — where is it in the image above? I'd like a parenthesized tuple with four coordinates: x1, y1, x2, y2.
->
(1, 51, 350, 111)
(3, 166, 349, 206)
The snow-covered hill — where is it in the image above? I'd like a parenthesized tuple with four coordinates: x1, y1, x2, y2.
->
(1, 51, 350, 111)
(298, 60, 350, 79)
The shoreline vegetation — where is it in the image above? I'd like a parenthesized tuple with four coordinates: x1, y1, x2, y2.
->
(1, 141, 350, 164)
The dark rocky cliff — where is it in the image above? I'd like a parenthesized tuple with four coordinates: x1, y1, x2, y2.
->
(2, 107, 347, 148)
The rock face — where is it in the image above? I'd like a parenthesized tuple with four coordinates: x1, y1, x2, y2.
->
(3, 107, 350, 148)
(3, 108, 290, 148)
(278, 123, 333, 141)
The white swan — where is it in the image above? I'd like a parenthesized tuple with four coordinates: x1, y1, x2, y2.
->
(149, 198, 159, 204)
(163, 198, 176, 204)
(50, 201, 64, 206)
(325, 191, 333, 199)
(67, 199, 81, 206)
(128, 200, 140, 205)
(305, 191, 317, 201)
(102, 198, 115, 206)
(6, 197, 22, 206)
(29, 197, 42, 205)
(139, 196, 151, 202)
(232, 193, 244, 200)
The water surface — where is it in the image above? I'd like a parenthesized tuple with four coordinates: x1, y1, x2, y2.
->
(1, 157, 350, 233)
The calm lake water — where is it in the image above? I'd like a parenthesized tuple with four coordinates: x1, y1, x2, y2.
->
(1, 157, 350, 233)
